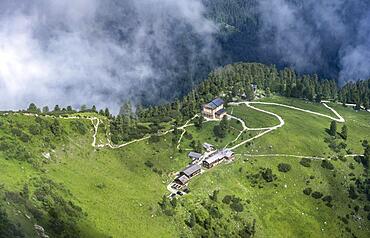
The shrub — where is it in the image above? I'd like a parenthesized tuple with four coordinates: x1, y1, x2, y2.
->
(338, 155, 347, 162)
(213, 125, 226, 138)
(148, 135, 160, 143)
(300, 158, 312, 167)
(278, 163, 291, 172)
(50, 119, 62, 136)
(348, 185, 359, 199)
(303, 188, 312, 195)
(29, 124, 42, 135)
(70, 121, 88, 135)
(11, 128, 30, 143)
(321, 160, 334, 170)
(311, 191, 323, 199)
(261, 168, 276, 182)
(364, 205, 370, 212)
(230, 201, 244, 212)
(222, 195, 232, 204)
(322, 195, 333, 202)
(144, 161, 154, 168)
(208, 206, 222, 218)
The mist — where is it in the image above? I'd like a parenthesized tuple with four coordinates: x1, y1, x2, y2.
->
(1, 0, 369, 113)
(0, 0, 218, 113)
(258, 0, 370, 85)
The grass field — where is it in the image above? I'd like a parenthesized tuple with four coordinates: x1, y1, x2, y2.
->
(0, 96, 369, 237)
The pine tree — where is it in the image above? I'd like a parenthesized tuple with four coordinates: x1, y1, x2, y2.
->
(54, 105, 60, 112)
(27, 103, 38, 113)
(104, 108, 111, 118)
(341, 124, 348, 140)
(195, 115, 204, 129)
(329, 121, 337, 137)
(42, 106, 49, 113)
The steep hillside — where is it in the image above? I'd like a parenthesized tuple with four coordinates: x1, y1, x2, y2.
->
(0, 63, 369, 237)
(0, 95, 369, 237)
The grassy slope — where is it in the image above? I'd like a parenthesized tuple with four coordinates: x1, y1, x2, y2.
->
(187, 97, 370, 237)
(0, 96, 369, 237)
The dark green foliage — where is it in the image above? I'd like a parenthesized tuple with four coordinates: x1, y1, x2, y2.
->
(277, 163, 291, 172)
(190, 140, 202, 153)
(311, 191, 323, 199)
(348, 185, 359, 199)
(53, 105, 60, 112)
(70, 121, 88, 135)
(27, 103, 40, 113)
(261, 168, 276, 182)
(321, 160, 334, 170)
(209, 190, 219, 202)
(186, 212, 196, 228)
(329, 120, 337, 137)
(208, 206, 222, 218)
(300, 158, 312, 167)
(340, 125, 348, 140)
(11, 128, 30, 143)
(230, 201, 244, 212)
(222, 195, 232, 204)
(50, 119, 62, 137)
(159, 195, 175, 217)
(362, 143, 370, 169)
(144, 161, 154, 168)
(195, 115, 204, 129)
(0, 205, 24, 238)
(29, 124, 42, 135)
(213, 117, 229, 138)
(322, 195, 333, 203)
(303, 188, 312, 195)
(238, 219, 256, 238)
(148, 135, 160, 144)
(0, 136, 32, 162)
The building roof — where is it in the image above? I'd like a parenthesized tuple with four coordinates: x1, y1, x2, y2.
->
(204, 152, 225, 165)
(203, 98, 224, 110)
(222, 149, 234, 158)
(176, 175, 189, 184)
(188, 152, 202, 160)
(204, 149, 235, 165)
(215, 108, 226, 115)
(212, 98, 224, 107)
(181, 164, 201, 177)
(203, 143, 214, 150)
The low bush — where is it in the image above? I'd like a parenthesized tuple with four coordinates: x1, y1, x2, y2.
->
(261, 168, 276, 182)
(278, 163, 291, 172)
(311, 191, 323, 199)
(222, 195, 232, 204)
(322, 195, 333, 202)
(300, 158, 312, 167)
(70, 121, 88, 135)
(321, 160, 334, 170)
(303, 188, 312, 195)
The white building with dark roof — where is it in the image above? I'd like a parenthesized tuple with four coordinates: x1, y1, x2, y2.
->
(202, 98, 227, 120)
(203, 149, 235, 168)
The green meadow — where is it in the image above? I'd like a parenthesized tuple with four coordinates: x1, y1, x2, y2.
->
(0, 96, 369, 237)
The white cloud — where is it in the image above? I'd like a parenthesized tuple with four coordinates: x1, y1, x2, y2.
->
(0, 0, 217, 113)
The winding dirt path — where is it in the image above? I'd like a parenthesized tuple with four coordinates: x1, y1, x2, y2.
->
(4, 100, 346, 153)
(227, 101, 344, 151)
